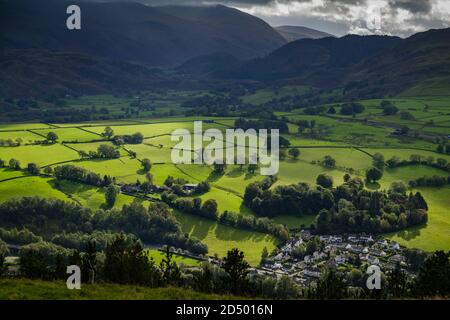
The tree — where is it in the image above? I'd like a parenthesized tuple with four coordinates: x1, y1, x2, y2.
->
(413, 250, 450, 297)
(322, 155, 336, 168)
(400, 126, 410, 135)
(201, 199, 218, 219)
(9, 158, 20, 170)
(26, 163, 40, 175)
(327, 106, 336, 114)
(46, 132, 58, 143)
(260, 247, 269, 265)
(0, 239, 9, 276)
(97, 144, 120, 159)
(105, 185, 119, 207)
(43, 166, 53, 176)
(102, 126, 114, 139)
(288, 148, 300, 159)
(372, 153, 385, 170)
(141, 158, 152, 172)
(316, 174, 333, 189)
(276, 275, 299, 299)
(145, 172, 154, 184)
(222, 248, 250, 294)
(313, 269, 347, 299)
(103, 234, 160, 286)
(343, 173, 351, 182)
(0, 159, 5, 168)
(366, 167, 383, 183)
(213, 162, 226, 174)
(82, 241, 98, 284)
(159, 246, 181, 286)
(247, 163, 258, 174)
(141, 181, 153, 195)
(387, 262, 407, 298)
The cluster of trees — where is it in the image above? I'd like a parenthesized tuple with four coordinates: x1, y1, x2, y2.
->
(166, 196, 219, 220)
(5, 158, 21, 170)
(409, 175, 450, 188)
(0, 197, 207, 255)
(437, 144, 450, 155)
(161, 176, 287, 240)
(46, 132, 59, 143)
(0, 227, 43, 245)
(340, 102, 365, 116)
(78, 144, 121, 159)
(112, 132, 144, 145)
(310, 250, 450, 299)
(296, 119, 317, 133)
(386, 154, 450, 172)
(2, 224, 450, 299)
(53, 164, 115, 187)
(245, 175, 428, 234)
(219, 211, 289, 241)
(0, 239, 7, 276)
(234, 118, 289, 134)
(321, 155, 336, 168)
(0, 138, 23, 147)
(380, 100, 398, 115)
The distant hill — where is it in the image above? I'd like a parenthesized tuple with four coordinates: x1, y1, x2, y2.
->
(0, 49, 171, 97)
(176, 52, 240, 76)
(219, 35, 401, 87)
(0, 0, 286, 67)
(344, 28, 450, 97)
(275, 25, 334, 42)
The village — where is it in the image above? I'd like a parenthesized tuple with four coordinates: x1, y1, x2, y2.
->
(250, 230, 415, 288)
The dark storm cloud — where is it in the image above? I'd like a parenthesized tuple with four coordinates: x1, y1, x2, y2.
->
(389, 0, 432, 14)
(81, 0, 450, 37)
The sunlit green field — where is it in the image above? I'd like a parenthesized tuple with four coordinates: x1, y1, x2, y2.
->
(146, 249, 201, 267)
(0, 176, 69, 203)
(1, 110, 450, 261)
(0, 144, 79, 166)
(0, 130, 43, 143)
(33, 127, 100, 142)
(174, 211, 278, 265)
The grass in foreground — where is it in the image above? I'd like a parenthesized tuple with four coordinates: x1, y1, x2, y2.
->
(0, 279, 242, 300)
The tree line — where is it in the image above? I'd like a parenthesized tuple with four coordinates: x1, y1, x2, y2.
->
(244, 175, 428, 234)
(0, 197, 207, 255)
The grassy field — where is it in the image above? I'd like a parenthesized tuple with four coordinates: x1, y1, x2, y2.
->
(0, 144, 79, 167)
(0, 279, 240, 300)
(55, 179, 139, 210)
(2, 110, 450, 261)
(0, 168, 26, 181)
(0, 176, 69, 203)
(174, 211, 278, 266)
(386, 187, 450, 252)
(146, 249, 201, 267)
(0, 130, 43, 143)
(32, 127, 101, 142)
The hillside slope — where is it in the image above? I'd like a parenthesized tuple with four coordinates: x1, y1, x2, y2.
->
(0, 0, 286, 67)
(220, 35, 401, 87)
(345, 28, 450, 97)
(275, 25, 334, 41)
(0, 49, 170, 97)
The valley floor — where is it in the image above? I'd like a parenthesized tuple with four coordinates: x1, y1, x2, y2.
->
(1, 96, 450, 260)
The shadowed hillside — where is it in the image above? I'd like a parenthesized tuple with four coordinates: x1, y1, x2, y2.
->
(0, 0, 286, 67)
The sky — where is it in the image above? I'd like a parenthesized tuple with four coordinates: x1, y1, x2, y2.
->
(90, 0, 450, 37)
